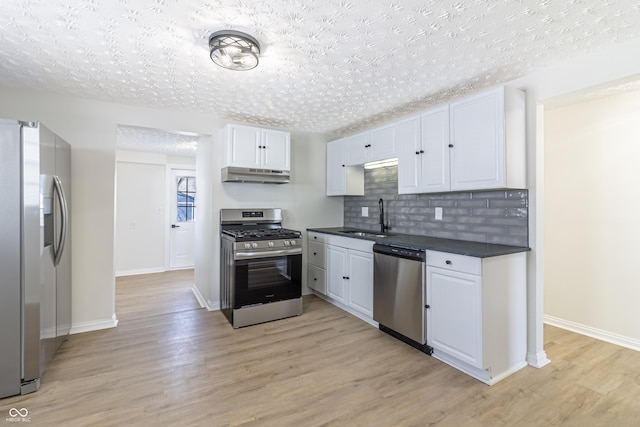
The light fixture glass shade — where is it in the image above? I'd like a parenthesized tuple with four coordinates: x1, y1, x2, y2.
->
(209, 30, 260, 71)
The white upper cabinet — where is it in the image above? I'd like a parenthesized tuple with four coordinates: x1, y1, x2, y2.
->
(261, 129, 290, 170)
(397, 86, 525, 194)
(326, 138, 364, 196)
(398, 110, 449, 194)
(345, 133, 371, 166)
(223, 124, 290, 171)
(449, 86, 525, 191)
(344, 123, 398, 166)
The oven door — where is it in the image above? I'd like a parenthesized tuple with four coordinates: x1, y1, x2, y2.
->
(233, 253, 302, 308)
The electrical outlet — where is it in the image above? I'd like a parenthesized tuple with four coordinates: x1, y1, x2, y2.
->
(435, 207, 443, 221)
(361, 207, 369, 217)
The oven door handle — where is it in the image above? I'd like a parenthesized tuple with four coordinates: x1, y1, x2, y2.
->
(234, 248, 302, 260)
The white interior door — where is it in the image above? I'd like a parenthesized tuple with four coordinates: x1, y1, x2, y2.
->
(169, 169, 196, 269)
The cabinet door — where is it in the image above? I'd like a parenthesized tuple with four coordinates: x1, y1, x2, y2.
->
(308, 264, 327, 295)
(308, 241, 326, 268)
(449, 88, 505, 191)
(326, 140, 346, 196)
(369, 125, 396, 161)
(347, 249, 373, 317)
(427, 266, 482, 368)
(262, 129, 290, 170)
(421, 106, 450, 193)
(397, 116, 423, 194)
(225, 124, 261, 168)
(327, 245, 348, 304)
(345, 133, 370, 166)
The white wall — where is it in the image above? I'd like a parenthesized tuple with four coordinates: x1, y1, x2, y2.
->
(507, 35, 640, 364)
(114, 150, 196, 276)
(115, 161, 166, 275)
(544, 91, 640, 349)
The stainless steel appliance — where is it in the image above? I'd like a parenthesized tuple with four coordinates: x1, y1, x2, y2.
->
(220, 208, 302, 328)
(221, 166, 290, 184)
(0, 120, 72, 399)
(373, 243, 432, 354)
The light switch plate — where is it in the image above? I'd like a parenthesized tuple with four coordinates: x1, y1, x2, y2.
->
(435, 207, 443, 220)
(361, 207, 369, 217)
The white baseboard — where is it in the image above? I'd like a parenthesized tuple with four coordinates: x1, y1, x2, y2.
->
(115, 267, 164, 277)
(527, 351, 551, 368)
(545, 315, 640, 352)
(191, 285, 220, 311)
(70, 313, 118, 335)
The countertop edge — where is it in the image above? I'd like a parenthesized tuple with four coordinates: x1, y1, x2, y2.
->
(307, 227, 531, 258)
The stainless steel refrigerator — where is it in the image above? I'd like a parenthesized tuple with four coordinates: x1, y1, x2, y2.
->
(0, 119, 71, 399)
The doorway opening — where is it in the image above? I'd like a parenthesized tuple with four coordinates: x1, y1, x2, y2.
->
(114, 125, 205, 321)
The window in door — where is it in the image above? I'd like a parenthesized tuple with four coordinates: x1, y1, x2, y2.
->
(176, 176, 196, 222)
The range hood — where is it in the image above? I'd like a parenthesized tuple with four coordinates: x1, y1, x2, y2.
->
(221, 166, 290, 184)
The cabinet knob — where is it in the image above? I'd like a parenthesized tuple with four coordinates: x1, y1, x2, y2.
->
(425, 304, 430, 309)
(448, 144, 454, 148)
(314, 278, 317, 281)
(342, 164, 345, 167)
(313, 252, 317, 255)
(314, 236, 317, 239)
(446, 260, 452, 265)
(420, 150, 424, 154)
(415, 151, 420, 155)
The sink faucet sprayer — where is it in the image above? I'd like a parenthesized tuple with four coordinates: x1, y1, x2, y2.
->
(379, 198, 389, 234)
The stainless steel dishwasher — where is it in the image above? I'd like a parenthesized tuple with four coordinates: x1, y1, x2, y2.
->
(373, 244, 433, 355)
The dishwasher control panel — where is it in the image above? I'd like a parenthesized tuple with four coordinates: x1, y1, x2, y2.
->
(373, 243, 425, 261)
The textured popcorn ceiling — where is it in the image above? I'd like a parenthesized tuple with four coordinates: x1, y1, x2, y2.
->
(2, 0, 640, 141)
(116, 125, 199, 156)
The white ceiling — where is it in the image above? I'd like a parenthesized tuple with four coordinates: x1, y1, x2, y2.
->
(116, 125, 200, 156)
(2, 0, 640, 141)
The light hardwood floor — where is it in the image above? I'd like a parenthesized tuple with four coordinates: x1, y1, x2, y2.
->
(2, 271, 640, 426)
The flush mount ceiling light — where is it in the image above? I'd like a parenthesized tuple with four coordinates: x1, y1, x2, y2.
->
(209, 30, 260, 71)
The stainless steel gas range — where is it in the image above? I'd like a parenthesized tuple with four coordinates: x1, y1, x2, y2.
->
(220, 208, 303, 328)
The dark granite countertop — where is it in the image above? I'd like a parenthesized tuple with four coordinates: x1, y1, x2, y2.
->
(307, 227, 530, 258)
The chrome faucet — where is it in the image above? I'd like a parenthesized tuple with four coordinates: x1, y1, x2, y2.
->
(379, 198, 389, 234)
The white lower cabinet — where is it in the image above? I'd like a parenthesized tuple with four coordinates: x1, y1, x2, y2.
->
(426, 250, 527, 385)
(327, 244, 373, 319)
(307, 232, 327, 294)
(307, 232, 374, 323)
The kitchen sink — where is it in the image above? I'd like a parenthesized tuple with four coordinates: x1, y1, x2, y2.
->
(342, 230, 392, 238)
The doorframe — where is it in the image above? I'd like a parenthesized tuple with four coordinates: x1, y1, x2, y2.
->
(164, 164, 197, 271)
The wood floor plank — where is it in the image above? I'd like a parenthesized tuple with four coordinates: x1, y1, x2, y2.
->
(2, 270, 640, 426)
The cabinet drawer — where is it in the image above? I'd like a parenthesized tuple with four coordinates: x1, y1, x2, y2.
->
(308, 241, 326, 268)
(426, 251, 481, 275)
(308, 232, 326, 244)
(307, 265, 327, 294)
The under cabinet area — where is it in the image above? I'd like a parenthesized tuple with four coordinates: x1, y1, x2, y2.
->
(426, 250, 527, 385)
(223, 123, 290, 171)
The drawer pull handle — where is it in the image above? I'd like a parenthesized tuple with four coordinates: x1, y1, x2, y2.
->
(446, 260, 452, 265)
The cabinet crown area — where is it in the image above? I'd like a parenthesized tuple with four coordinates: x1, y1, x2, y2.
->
(327, 86, 526, 196)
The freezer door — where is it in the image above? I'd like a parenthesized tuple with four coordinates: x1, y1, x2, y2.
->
(0, 119, 22, 398)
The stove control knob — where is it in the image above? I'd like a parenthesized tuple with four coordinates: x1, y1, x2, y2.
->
(284, 240, 290, 246)
(268, 241, 275, 247)
(244, 243, 251, 249)
(252, 242, 258, 249)
(290, 240, 296, 246)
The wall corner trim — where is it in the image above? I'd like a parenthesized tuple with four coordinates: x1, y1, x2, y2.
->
(70, 313, 118, 335)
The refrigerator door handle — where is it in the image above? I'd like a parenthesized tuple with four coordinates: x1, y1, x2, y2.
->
(53, 175, 68, 266)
